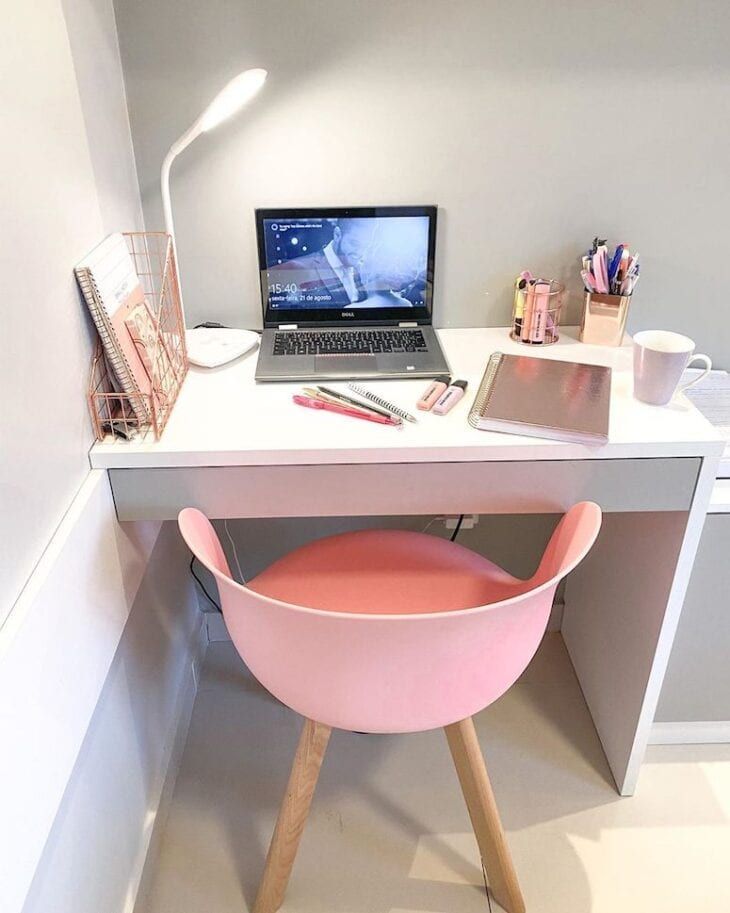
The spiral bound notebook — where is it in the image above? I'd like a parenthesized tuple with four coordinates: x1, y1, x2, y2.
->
(75, 234, 152, 424)
(469, 352, 611, 444)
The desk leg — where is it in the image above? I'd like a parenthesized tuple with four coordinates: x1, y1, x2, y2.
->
(562, 456, 717, 796)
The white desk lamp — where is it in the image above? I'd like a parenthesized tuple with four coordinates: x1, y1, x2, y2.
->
(161, 68, 267, 367)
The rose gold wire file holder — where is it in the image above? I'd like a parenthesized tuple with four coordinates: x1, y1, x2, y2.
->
(88, 232, 188, 442)
(510, 279, 564, 345)
(580, 292, 632, 346)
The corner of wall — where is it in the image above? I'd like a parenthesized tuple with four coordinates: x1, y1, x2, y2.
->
(19, 519, 205, 913)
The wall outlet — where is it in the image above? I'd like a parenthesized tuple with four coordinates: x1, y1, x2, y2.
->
(444, 515, 479, 531)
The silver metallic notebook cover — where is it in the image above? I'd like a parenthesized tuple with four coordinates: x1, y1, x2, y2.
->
(469, 352, 611, 444)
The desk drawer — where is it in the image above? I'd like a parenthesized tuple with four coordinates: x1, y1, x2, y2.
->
(109, 458, 700, 520)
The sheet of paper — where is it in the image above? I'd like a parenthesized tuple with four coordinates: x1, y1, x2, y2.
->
(682, 369, 730, 441)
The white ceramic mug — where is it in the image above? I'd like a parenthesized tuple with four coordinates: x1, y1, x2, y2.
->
(633, 330, 712, 405)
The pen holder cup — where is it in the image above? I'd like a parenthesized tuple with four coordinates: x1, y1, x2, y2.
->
(580, 292, 631, 347)
(510, 280, 564, 345)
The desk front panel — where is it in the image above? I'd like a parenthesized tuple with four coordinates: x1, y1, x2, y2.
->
(109, 457, 701, 521)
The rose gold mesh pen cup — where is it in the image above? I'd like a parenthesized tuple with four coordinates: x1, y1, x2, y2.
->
(510, 279, 564, 345)
(580, 292, 631, 346)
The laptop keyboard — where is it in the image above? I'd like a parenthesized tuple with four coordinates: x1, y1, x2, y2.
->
(272, 329, 428, 356)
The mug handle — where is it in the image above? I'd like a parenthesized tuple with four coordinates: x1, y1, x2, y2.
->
(679, 354, 712, 392)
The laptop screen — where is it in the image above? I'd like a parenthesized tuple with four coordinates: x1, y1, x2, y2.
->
(256, 206, 437, 326)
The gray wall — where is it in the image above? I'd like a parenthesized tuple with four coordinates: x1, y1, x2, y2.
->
(0, 0, 143, 622)
(62, 0, 145, 234)
(115, 0, 729, 367)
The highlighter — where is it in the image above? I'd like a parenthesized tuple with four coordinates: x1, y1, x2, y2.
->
(512, 271, 532, 336)
(417, 375, 451, 411)
(520, 280, 537, 341)
(529, 280, 551, 344)
(432, 380, 468, 415)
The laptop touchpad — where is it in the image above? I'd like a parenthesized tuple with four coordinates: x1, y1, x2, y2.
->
(314, 355, 378, 374)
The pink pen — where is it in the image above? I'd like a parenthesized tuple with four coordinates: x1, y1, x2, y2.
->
(293, 394, 400, 426)
(417, 375, 451, 411)
(432, 380, 468, 415)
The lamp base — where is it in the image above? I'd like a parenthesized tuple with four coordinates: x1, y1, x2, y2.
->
(185, 327, 260, 368)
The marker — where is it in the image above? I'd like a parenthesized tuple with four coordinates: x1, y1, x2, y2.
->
(432, 380, 468, 415)
(530, 280, 551, 343)
(512, 271, 532, 336)
(417, 376, 451, 411)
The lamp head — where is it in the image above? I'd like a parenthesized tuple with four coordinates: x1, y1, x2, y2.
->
(199, 68, 267, 132)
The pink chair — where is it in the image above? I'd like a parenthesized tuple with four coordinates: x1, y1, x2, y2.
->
(179, 502, 602, 913)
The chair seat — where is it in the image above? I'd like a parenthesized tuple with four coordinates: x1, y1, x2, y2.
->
(247, 529, 531, 615)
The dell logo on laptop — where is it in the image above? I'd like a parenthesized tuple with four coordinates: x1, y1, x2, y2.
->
(341, 311, 355, 317)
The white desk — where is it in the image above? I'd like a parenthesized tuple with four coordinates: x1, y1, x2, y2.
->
(90, 327, 723, 796)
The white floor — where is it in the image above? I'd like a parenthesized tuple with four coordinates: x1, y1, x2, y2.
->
(138, 634, 730, 913)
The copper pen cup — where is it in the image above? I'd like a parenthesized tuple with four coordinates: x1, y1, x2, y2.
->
(580, 292, 631, 347)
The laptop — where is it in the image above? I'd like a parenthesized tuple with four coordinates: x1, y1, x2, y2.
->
(254, 205, 450, 381)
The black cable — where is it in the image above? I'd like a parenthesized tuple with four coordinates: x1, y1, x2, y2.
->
(450, 513, 465, 542)
(189, 554, 222, 612)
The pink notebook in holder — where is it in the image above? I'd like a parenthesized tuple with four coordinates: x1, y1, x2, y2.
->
(468, 351, 611, 444)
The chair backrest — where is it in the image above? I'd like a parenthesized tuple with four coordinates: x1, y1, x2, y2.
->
(530, 500, 602, 588)
(179, 508, 231, 578)
(178, 503, 601, 733)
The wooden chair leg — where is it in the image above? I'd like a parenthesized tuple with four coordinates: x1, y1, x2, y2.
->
(253, 718, 332, 913)
(444, 717, 526, 913)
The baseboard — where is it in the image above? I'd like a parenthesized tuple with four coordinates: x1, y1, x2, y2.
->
(128, 619, 207, 913)
(649, 720, 730, 745)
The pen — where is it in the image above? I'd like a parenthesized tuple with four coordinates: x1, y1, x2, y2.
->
(293, 394, 400, 425)
(346, 384, 418, 423)
(303, 386, 379, 414)
(582, 238, 641, 297)
(304, 386, 392, 420)
(314, 385, 396, 419)
(613, 248, 630, 293)
(592, 249, 608, 293)
(607, 244, 624, 286)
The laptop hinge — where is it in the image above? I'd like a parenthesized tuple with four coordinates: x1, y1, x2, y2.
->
(278, 323, 298, 329)
(398, 321, 418, 327)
